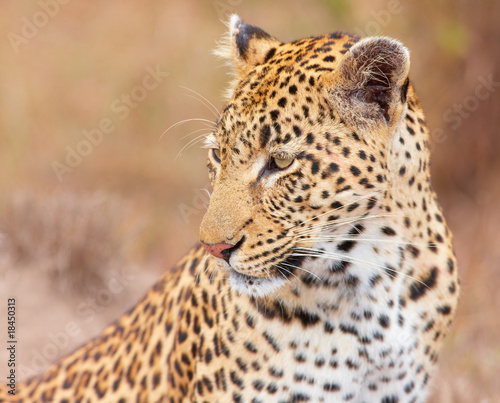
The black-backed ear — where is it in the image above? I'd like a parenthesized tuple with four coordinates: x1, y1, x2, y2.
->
(214, 14, 281, 79)
(329, 37, 410, 130)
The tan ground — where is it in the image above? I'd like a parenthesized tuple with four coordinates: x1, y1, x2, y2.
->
(0, 1, 499, 401)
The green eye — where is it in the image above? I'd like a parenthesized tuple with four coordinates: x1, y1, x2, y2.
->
(272, 156, 294, 170)
(212, 149, 221, 163)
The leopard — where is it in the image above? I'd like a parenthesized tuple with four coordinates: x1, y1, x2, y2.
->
(1, 15, 459, 403)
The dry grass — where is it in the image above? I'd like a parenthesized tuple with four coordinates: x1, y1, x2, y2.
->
(0, 191, 138, 295)
(0, 0, 498, 399)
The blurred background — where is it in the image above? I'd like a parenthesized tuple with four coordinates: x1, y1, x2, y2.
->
(0, 1, 498, 401)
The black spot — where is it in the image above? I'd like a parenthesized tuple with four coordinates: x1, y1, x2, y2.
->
(339, 323, 358, 336)
(252, 379, 264, 391)
(324, 321, 335, 333)
(328, 163, 339, 173)
(447, 258, 455, 273)
(330, 201, 343, 210)
(245, 313, 255, 328)
(347, 202, 360, 213)
(290, 392, 311, 402)
(230, 371, 244, 389)
(323, 55, 336, 62)
(329, 260, 349, 273)
(337, 240, 356, 253)
(174, 360, 184, 377)
(345, 275, 359, 287)
(350, 166, 361, 176)
(259, 124, 272, 149)
(369, 274, 382, 288)
(381, 395, 399, 403)
(437, 305, 452, 315)
(263, 331, 281, 352)
(311, 161, 320, 175)
(315, 357, 326, 367)
(408, 245, 420, 258)
(293, 373, 306, 382)
(244, 341, 258, 353)
(293, 125, 302, 136)
(269, 366, 284, 378)
(178, 329, 188, 343)
(306, 132, 314, 144)
(278, 97, 287, 108)
(404, 381, 415, 394)
(323, 382, 341, 392)
(264, 47, 277, 62)
(294, 308, 320, 327)
(381, 226, 396, 236)
(378, 315, 390, 328)
(270, 109, 279, 121)
(409, 267, 438, 301)
(428, 241, 438, 253)
(289, 84, 298, 94)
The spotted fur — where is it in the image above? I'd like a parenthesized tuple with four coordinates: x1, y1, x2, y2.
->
(2, 15, 459, 403)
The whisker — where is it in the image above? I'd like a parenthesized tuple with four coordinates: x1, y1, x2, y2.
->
(175, 133, 212, 161)
(179, 127, 213, 141)
(294, 213, 396, 237)
(275, 267, 294, 284)
(159, 118, 215, 141)
(291, 247, 428, 288)
(275, 263, 302, 284)
(277, 261, 323, 283)
(180, 86, 220, 118)
(288, 192, 380, 231)
(298, 235, 429, 248)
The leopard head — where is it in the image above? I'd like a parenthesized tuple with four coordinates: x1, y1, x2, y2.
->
(199, 15, 413, 298)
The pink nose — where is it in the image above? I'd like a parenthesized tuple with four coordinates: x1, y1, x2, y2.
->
(201, 242, 235, 259)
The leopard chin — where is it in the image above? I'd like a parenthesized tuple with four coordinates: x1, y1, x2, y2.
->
(227, 268, 287, 298)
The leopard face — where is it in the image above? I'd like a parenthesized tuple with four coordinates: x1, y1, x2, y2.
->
(200, 16, 413, 299)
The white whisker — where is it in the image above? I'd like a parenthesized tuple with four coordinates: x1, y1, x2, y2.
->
(159, 118, 215, 141)
(180, 86, 220, 117)
(175, 133, 212, 162)
(292, 247, 428, 288)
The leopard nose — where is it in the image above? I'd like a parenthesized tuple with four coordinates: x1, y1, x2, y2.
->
(201, 242, 236, 261)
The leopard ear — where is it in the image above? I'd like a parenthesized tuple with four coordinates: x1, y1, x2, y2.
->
(330, 37, 410, 130)
(214, 15, 281, 79)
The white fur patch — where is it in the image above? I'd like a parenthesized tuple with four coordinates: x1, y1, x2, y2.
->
(228, 269, 286, 299)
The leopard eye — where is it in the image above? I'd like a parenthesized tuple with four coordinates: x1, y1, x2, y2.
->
(212, 148, 221, 163)
(271, 156, 294, 170)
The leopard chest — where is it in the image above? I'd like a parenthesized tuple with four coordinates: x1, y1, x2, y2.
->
(194, 295, 420, 402)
